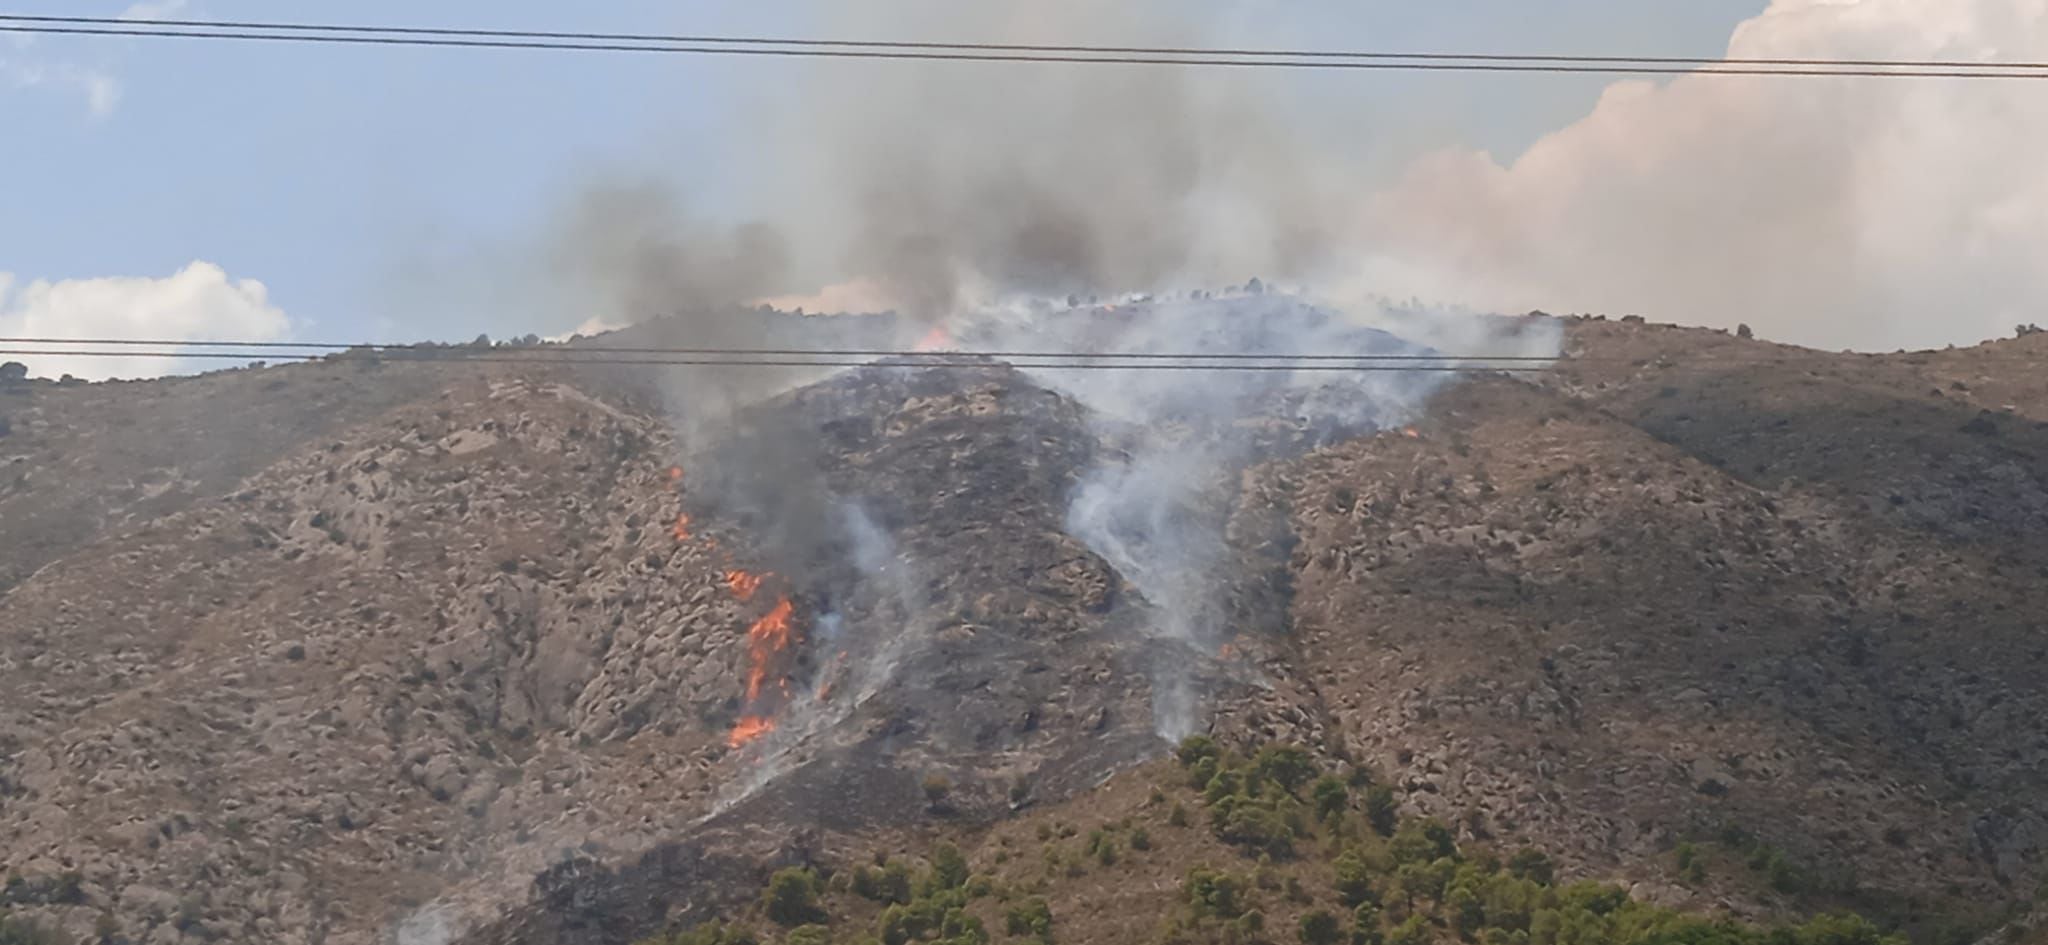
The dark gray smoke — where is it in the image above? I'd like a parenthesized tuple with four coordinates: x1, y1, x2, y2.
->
(535, 1, 1563, 745)
(753, 0, 1354, 317)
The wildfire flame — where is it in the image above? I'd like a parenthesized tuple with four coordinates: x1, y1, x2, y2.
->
(741, 597, 795, 703)
(814, 650, 851, 702)
(1401, 427, 1421, 439)
(727, 715, 774, 748)
(1218, 642, 1239, 661)
(725, 569, 765, 602)
(667, 465, 684, 482)
(672, 511, 693, 541)
(912, 323, 955, 353)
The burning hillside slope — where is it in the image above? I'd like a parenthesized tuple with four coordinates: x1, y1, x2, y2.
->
(0, 313, 2044, 945)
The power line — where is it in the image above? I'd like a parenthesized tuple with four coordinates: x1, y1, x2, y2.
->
(2, 16, 2045, 79)
(0, 348, 1549, 373)
(9, 13, 2045, 72)
(0, 336, 1560, 362)
(7, 337, 2036, 365)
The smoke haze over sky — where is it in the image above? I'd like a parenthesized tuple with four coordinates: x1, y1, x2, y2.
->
(4, 0, 2046, 375)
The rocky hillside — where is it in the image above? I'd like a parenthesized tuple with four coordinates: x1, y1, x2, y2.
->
(0, 313, 2043, 945)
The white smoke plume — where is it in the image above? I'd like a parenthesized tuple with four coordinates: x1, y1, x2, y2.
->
(959, 292, 1560, 739)
(1362, 0, 2048, 351)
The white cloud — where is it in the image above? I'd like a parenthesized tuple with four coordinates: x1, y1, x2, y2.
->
(0, 262, 293, 380)
(0, 0, 182, 117)
(1360, 0, 2048, 351)
(118, 0, 188, 18)
(1, 55, 122, 117)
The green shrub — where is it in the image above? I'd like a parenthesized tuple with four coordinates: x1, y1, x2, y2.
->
(1131, 827, 1153, 851)
(1184, 867, 1251, 920)
(1177, 735, 1221, 767)
(1205, 769, 1247, 806)
(923, 774, 953, 811)
(1218, 804, 1295, 857)
(785, 925, 831, 945)
(1004, 897, 1053, 940)
(763, 867, 827, 927)
(1169, 802, 1190, 828)
(853, 860, 914, 904)
(1300, 910, 1343, 945)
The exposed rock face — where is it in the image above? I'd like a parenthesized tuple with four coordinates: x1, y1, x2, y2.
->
(1, 316, 2044, 944)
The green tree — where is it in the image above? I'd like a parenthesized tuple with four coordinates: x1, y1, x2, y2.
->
(928, 842, 970, 892)
(1253, 745, 1317, 794)
(1333, 851, 1381, 908)
(1507, 849, 1555, 886)
(1364, 785, 1399, 837)
(1312, 775, 1351, 821)
(1390, 819, 1454, 865)
(1300, 910, 1343, 945)
(1350, 903, 1383, 945)
(763, 867, 827, 927)
(1385, 915, 1430, 945)
(1447, 884, 1485, 936)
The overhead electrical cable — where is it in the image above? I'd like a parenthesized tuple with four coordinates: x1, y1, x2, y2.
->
(2, 14, 2046, 79)
(0, 347, 1550, 373)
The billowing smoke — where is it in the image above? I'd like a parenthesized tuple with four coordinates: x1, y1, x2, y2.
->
(755, 1, 1354, 317)
(961, 291, 1561, 738)
(537, 0, 1572, 743)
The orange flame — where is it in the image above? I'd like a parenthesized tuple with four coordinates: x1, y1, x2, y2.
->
(728, 715, 775, 748)
(815, 651, 850, 702)
(667, 465, 685, 483)
(913, 324, 955, 353)
(725, 569, 765, 602)
(1401, 427, 1421, 439)
(1218, 643, 1239, 661)
(672, 511, 693, 541)
(741, 597, 795, 702)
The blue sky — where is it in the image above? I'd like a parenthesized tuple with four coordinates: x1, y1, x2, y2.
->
(1, 0, 1767, 351)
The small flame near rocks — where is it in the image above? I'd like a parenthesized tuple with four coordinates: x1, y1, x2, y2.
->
(660, 463, 803, 751)
(725, 569, 766, 602)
